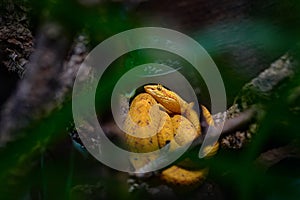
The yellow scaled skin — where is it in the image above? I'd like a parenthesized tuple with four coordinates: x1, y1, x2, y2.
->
(123, 84, 217, 186)
(144, 84, 201, 134)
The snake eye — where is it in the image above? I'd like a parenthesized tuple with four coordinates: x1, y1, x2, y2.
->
(157, 84, 162, 91)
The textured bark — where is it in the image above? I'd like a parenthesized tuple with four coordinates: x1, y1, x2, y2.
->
(0, 22, 72, 147)
(0, 0, 33, 107)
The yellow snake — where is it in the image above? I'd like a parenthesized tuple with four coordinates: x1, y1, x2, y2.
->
(123, 84, 218, 186)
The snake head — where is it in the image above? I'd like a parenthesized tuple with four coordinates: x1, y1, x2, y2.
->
(144, 84, 182, 113)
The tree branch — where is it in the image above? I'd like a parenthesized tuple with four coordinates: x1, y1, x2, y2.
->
(0, 22, 73, 146)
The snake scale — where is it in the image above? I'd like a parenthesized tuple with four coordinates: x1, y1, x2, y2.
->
(123, 84, 218, 186)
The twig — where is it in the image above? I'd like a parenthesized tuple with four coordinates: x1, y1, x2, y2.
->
(220, 107, 257, 135)
(254, 142, 300, 172)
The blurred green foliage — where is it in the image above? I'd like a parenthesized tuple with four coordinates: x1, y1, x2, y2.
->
(0, 0, 300, 199)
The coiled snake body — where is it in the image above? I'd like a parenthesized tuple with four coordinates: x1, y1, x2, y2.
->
(123, 84, 218, 186)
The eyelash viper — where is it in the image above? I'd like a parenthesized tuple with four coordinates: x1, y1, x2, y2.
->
(123, 84, 218, 186)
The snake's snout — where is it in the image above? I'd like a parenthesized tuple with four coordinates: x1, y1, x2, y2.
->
(144, 85, 155, 93)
